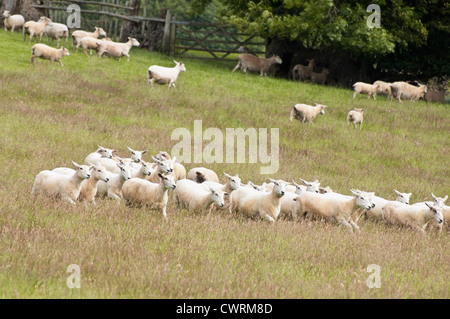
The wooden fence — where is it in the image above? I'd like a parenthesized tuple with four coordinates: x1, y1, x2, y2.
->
(30, 0, 266, 59)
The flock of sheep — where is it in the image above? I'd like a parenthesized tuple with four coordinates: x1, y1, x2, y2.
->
(31, 146, 449, 234)
(3, 10, 186, 86)
(4, 11, 444, 234)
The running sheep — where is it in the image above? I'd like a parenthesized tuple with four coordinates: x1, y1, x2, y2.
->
(289, 103, 327, 124)
(31, 43, 70, 67)
(32, 161, 91, 205)
(147, 61, 186, 88)
(174, 179, 227, 213)
(122, 173, 176, 220)
(232, 54, 282, 76)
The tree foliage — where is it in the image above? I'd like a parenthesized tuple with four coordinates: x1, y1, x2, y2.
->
(191, 0, 449, 79)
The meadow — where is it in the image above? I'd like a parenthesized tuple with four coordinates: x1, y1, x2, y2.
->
(0, 30, 449, 298)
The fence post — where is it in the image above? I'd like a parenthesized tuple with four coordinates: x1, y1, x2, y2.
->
(162, 10, 171, 54)
(169, 16, 176, 56)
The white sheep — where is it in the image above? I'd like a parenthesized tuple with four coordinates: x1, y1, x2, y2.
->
(383, 201, 443, 233)
(310, 68, 329, 85)
(32, 161, 91, 205)
(154, 151, 186, 181)
(96, 163, 132, 200)
(412, 193, 448, 232)
(122, 173, 176, 220)
(45, 21, 69, 47)
(293, 189, 375, 232)
(186, 167, 220, 183)
(289, 103, 327, 124)
(30, 44, 69, 67)
(356, 189, 412, 222)
(146, 156, 177, 183)
(76, 36, 109, 55)
(174, 179, 227, 213)
(147, 61, 186, 88)
(72, 27, 107, 50)
(230, 179, 287, 223)
(23, 17, 51, 43)
(3, 10, 25, 32)
(232, 54, 282, 76)
(292, 59, 315, 81)
(390, 81, 427, 103)
(84, 145, 116, 165)
(199, 173, 241, 212)
(353, 82, 379, 100)
(347, 108, 364, 130)
(373, 80, 392, 100)
(52, 163, 110, 205)
(97, 37, 140, 61)
(280, 182, 305, 220)
(131, 160, 155, 179)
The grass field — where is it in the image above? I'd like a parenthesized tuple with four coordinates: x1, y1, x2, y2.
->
(0, 30, 449, 299)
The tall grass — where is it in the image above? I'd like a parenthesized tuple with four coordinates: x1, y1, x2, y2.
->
(0, 30, 449, 298)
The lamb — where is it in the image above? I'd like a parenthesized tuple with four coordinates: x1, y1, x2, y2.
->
(293, 189, 375, 232)
(154, 151, 186, 181)
(280, 182, 305, 220)
(353, 82, 379, 100)
(131, 160, 155, 179)
(232, 54, 282, 76)
(412, 193, 448, 232)
(383, 202, 443, 233)
(84, 145, 116, 166)
(310, 68, 329, 85)
(76, 36, 112, 55)
(289, 103, 327, 124)
(230, 179, 287, 223)
(174, 179, 227, 213)
(292, 59, 315, 81)
(147, 61, 186, 89)
(96, 163, 132, 200)
(45, 21, 69, 47)
(146, 156, 177, 183)
(23, 17, 51, 43)
(31, 44, 70, 67)
(390, 81, 427, 103)
(52, 163, 110, 205)
(122, 173, 176, 220)
(199, 173, 241, 212)
(97, 37, 140, 61)
(186, 167, 220, 183)
(72, 27, 107, 50)
(356, 189, 412, 222)
(347, 108, 364, 130)
(32, 161, 91, 205)
(373, 80, 392, 100)
(3, 10, 25, 32)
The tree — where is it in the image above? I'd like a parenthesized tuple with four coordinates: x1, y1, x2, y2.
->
(191, 0, 448, 83)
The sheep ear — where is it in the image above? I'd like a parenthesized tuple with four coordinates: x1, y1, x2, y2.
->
(350, 189, 359, 196)
(223, 172, 231, 178)
(209, 187, 215, 193)
(151, 155, 160, 163)
(72, 161, 80, 168)
(142, 150, 147, 154)
(224, 192, 229, 196)
(443, 195, 448, 202)
(172, 156, 177, 163)
(158, 173, 163, 179)
(268, 178, 276, 183)
(174, 60, 179, 64)
(431, 193, 437, 200)
(313, 180, 319, 183)
(300, 179, 307, 185)
(293, 196, 298, 202)
(425, 202, 432, 209)
(127, 146, 134, 152)
(394, 189, 400, 195)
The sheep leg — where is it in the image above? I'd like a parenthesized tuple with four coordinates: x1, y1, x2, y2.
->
(336, 217, 354, 233)
(353, 92, 358, 99)
(162, 206, 168, 220)
(11, 25, 15, 33)
(58, 59, 64, 67)
(260, 211, 275, 223)
(232, 61, 241, 72)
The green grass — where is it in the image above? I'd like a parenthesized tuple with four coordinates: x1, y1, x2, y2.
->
(0, 30, 449, 299)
